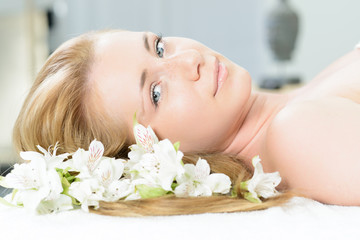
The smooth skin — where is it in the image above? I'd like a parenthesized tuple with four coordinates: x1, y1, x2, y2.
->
(89, 30, 360, 206)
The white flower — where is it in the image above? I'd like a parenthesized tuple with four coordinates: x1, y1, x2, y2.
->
(127, 178, 165, 199)
(20, 143, 69, 170)
(0, 157, 63, 211)
(87, 139, 105, 173)
(69, 148, 90, 178)
(68, 178, 104, 212)
(0, 120, 238, 214)
(45, 168, 64, 201)
(13, 189, 50, 210)
(1, 161, 45, 190)
(131, 153, 161, 184)
(125, 192, 141, 201)
(241, 156, 281, 203)
(133, 121, 159, 153)
(153, 140, 184, 191)
(175, 158, 231, 197)
(36, 194, 73, 214)
(103, 179, 132, 202)
(69, 139, 104, 178)
(93, 157, 125, 187)
(127, 144, 145, 167)
(92, 157, 132, 201)
(131, 139, 184, 191)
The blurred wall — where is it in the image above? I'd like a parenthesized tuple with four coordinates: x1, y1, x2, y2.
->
(261, 0, 360, 82)
(49, 0, 264, 81)
(0, 0, 360, 164)
(0, 1, 48, 164)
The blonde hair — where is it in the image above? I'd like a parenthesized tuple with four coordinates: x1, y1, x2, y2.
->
(13, 31, 293, 217)
(13, 30, 128, 158)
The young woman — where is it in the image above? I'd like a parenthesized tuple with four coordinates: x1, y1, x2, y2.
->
(13, 30, 360, 215)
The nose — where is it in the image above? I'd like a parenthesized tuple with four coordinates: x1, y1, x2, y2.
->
(165, 49, 203, 81)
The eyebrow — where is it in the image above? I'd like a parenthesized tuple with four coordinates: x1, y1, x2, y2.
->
(140, 70, 147, 90)
(143, 33, 150, 53)
(140, 33, 151, 114)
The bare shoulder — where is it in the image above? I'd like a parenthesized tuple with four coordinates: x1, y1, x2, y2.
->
(263, 97, 360, 205)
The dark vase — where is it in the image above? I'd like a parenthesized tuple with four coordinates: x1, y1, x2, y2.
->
(260, 0, 301, 89)
(266, 0, 299, 61)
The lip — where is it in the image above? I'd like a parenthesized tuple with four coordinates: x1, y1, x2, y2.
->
(214, 58, 228, 97)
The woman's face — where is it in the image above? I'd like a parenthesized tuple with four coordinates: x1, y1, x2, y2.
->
(90, 31, 252, 152)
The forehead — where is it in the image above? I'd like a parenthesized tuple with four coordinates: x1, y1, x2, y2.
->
(89, 31, 145, 139)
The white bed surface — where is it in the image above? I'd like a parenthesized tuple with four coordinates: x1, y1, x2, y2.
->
(1, 197, 359, 240)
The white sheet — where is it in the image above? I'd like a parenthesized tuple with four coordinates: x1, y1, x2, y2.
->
(1, 197, 359, 240)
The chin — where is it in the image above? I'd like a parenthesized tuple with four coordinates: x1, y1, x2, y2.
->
(229, 67, 252, 106)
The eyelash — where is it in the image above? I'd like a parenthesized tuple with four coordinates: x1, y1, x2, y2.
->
(150, 34, 165, 108)
(154, 33, 165, 58)
(150, 81, 161, 108)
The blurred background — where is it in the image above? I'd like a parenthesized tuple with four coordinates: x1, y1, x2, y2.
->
(0, 0, 360, 169)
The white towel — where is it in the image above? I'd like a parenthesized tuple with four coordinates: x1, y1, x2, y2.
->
(1, 197, 360, 240)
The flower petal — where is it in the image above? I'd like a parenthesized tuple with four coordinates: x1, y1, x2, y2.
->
(244, 156, 282, 201)
(89, 140, 104, 168)
(20, 151, 44, 163)
(104, 179, 131, 201)
(205, 173, 231, 194)
(46, 169, 63, 201)
(134, 123, 158, 153)
(194, 158, 210, 182)
(243, 191, 262, 203)
(174, 182, 193, 197)
(191, 183, 212, 197)
(37, 194, 73, 214)
(255, 172, 281, 198)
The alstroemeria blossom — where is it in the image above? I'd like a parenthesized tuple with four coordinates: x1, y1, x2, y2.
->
(131, 139, 184, 191)
(68, 178, 104, 212)
(36, 194, 73, 214)
(127, 122, 159, 171)
(133, 121, 159, 153)
(69, 139, 105, 179)
(103, 179, 132, 202)
(241, 156, 281, 203)
(87, 139, 105, 173)
(93, 157, 124, 187)
(20, 143, 69, 170)
(175, 158, 231, 197)
(0, 121, 255, 215)
(0, 157, 63, 211)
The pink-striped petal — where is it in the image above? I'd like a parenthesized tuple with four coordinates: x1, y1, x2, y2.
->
(88, 140, 104, 172)
(134, 124, 158, 153)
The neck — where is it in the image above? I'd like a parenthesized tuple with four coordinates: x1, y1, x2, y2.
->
(223, 90, 289, 167)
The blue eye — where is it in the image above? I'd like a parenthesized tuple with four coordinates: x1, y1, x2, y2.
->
(155, 35, 164, 58)
(151, 83, 162, 107)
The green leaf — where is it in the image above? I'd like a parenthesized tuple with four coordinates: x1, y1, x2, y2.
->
(0, 196, 21, 208)
(61, 177, 71, 195)
(66, 175, 76, 183)
(239, 181, 248, 191)
(173, 141, 180, 152)
(11, 189, 18, 201)
(171, 182, 178, 190)
(69, 195, 81, 206)
(231, 188, 238, 198)
(133, 112, 138, 127)
(136, 184, 168, 199)
(55, 168, 63, 175)
(243, 192, 261, 203)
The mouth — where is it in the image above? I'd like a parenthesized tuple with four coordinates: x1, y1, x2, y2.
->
(214, 57, 228, 97)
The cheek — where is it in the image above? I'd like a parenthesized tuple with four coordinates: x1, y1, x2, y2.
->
(151, 66, 252, 152)
(154, 95, 229, 152)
